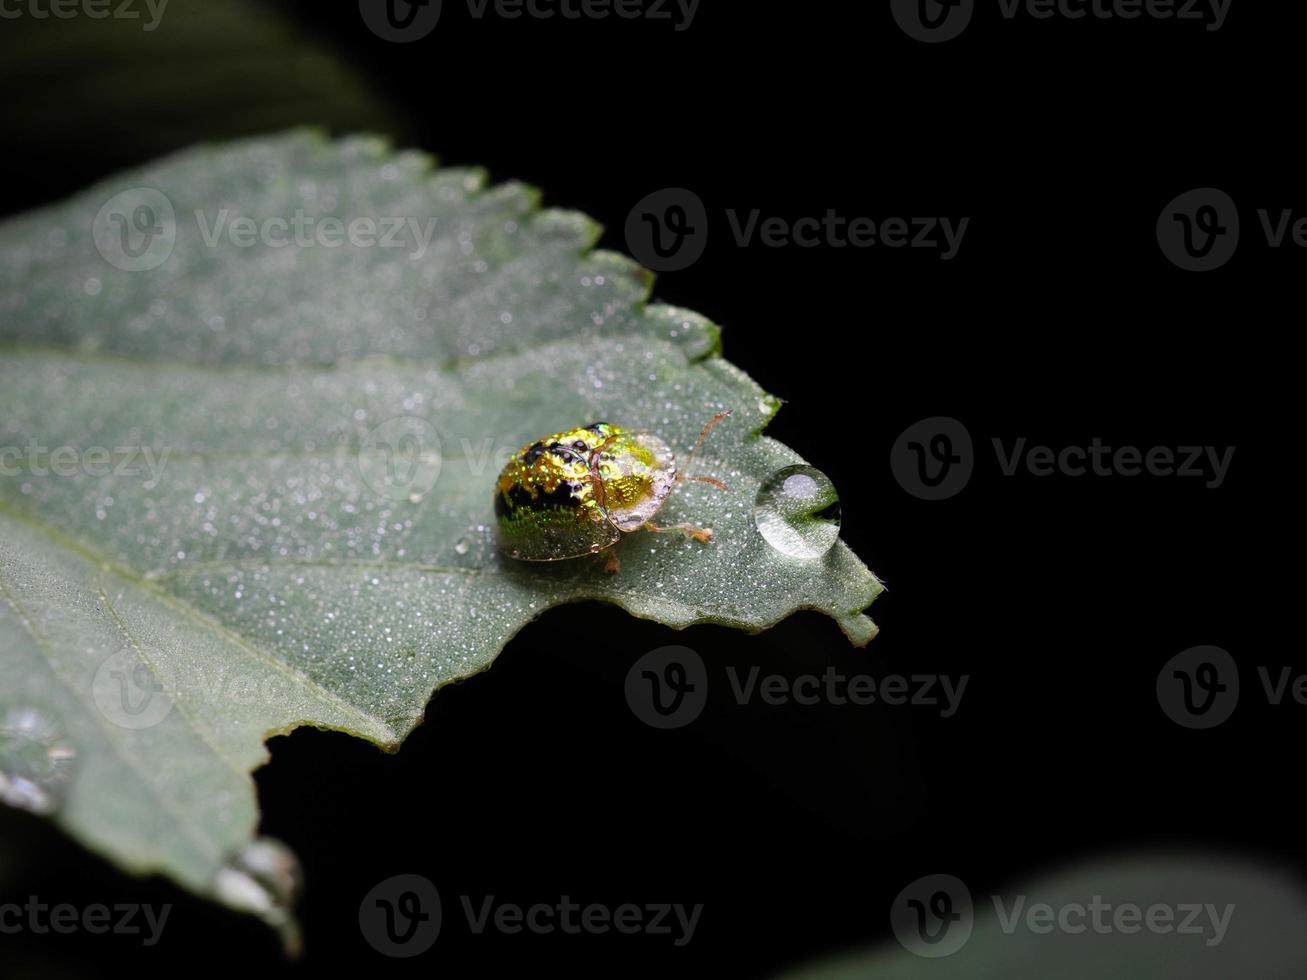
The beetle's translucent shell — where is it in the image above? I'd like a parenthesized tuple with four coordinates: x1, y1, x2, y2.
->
(494, 422, 676, 561)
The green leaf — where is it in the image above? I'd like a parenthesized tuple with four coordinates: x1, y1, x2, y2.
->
(775, 855, 1307, 979)
(0, 131, 882, 940)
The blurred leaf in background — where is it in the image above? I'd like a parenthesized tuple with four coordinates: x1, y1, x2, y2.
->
(0, 0, 409, 212)
(778, 854, 1307, 979)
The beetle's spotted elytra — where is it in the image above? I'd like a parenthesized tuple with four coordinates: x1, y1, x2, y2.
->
(494, 411, 732, 570)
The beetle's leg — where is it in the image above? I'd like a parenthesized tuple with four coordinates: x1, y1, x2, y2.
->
(676, 410, 732, 491)
(641, 521, 714, 544)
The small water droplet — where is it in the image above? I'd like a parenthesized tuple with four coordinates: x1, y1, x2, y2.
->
(213, 837, 304, 956)
(0, 706, 76, 816)
(754, 465, 842, 559)
(454, 537, 470, 556)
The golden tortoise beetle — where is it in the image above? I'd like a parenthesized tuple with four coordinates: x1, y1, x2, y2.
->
(494, 411, 731, 572)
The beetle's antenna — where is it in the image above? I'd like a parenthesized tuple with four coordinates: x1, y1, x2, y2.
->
(678, 410, 732, 491)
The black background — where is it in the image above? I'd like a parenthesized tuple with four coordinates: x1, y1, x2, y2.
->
(0, 0, 1295, 976)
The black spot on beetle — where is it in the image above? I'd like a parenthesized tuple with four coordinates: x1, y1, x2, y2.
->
(542, 443, 590, 467)
(494, 489, 511, 520)
(499, 482, 582, 518)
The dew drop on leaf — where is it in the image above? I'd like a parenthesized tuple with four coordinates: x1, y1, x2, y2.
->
(0, 705, 77, 816)
(754, 465, 843, 560)
(212, 836, 304, 955)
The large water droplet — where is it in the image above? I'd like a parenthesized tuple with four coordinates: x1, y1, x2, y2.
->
(213, 837, 304, 956)
(0, 706, 76, 816)
(753, 465, 842, 559)
(453, 537, 471, 556)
